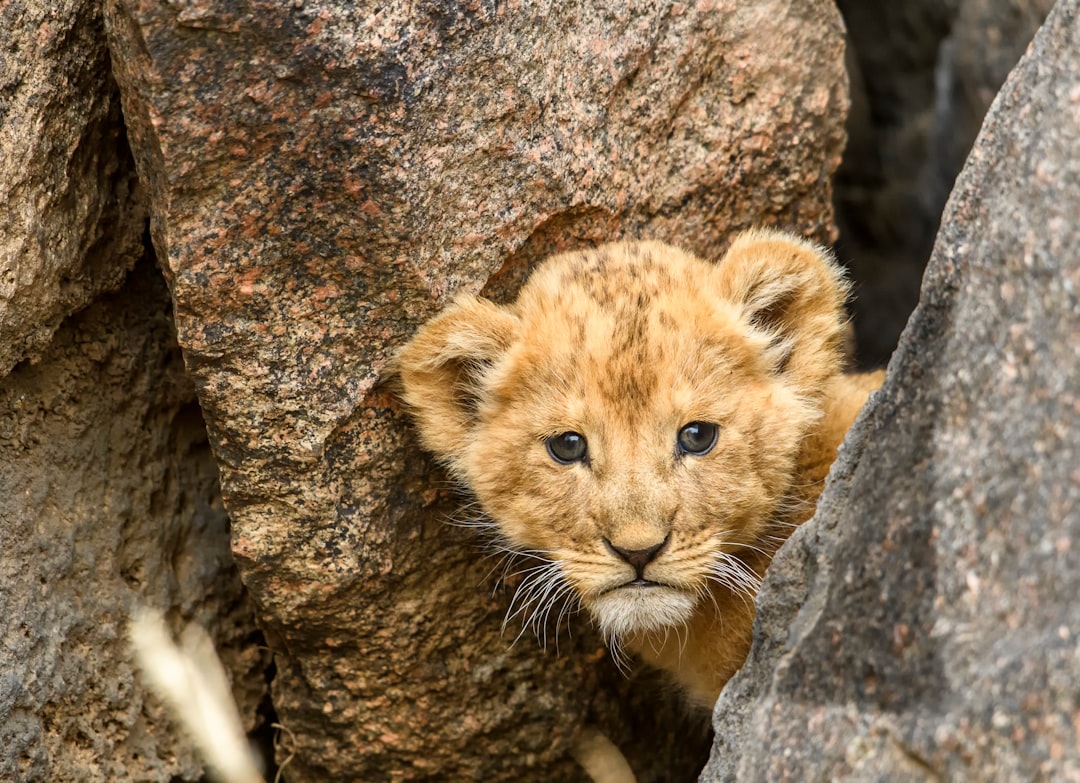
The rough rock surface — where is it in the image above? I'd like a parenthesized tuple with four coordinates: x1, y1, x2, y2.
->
(0, 0, 146, 375)
(704, 2, 1080, 779)
(834, 0, 1051, 367)
(832, 0, 955, 367)
(103, 0, 848, 779)
(0, 262, 266, 782)
(941, 0, 1056, 176)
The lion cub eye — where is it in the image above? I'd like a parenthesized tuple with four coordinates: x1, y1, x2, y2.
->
(545, 431, 588, 464)
(677, 421, 719, 456)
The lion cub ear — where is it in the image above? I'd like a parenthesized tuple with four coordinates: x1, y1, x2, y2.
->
(717, 230, 850, 395)
(395, 294, 520, 463)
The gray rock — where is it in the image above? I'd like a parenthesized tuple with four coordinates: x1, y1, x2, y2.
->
(0, 264, 266, 782)
(704, 1, 1080, 780)
(834, 0, 1052, 367)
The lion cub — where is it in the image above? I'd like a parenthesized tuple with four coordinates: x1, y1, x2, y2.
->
(397, 230, 883, 708)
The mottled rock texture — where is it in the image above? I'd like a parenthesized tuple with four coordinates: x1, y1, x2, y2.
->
(704, 1, 1080, 779)
(103, 0, 848, 779)
(0, 2, 262, 780)
(942, 0, 1056, 175)
(0, 262, 266, 782)
(0, 0, 146, 374)
(835, 0, 1051, 367)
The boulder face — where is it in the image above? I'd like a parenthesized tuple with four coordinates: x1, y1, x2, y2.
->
(0, 2, 263, 780)
(704, 1, 1080, 779)
(103, 0, 848, 779)
(834, 0, 1053, 367)
(0, 0, 146, 375)
(0, 262, 266, 783)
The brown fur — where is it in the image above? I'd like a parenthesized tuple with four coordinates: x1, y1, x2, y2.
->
(396, 230, 883, 708)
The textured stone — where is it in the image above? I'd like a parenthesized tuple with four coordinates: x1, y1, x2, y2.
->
(943, 0, 1055, 170)
(834, 0, 1050, 367)
(704, 2, 1080, 779)
(103, 0, 848, 779)
(0, 0, 146, 375)
(0, 262, 266, 782)
(832, 0, 956, 367)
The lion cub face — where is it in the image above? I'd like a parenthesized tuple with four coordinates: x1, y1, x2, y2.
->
(398, 231, 848, 645)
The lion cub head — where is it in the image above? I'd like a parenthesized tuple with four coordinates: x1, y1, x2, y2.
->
(397, 230, 849, 646)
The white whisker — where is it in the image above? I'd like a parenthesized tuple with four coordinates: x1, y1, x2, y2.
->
(674, 618, 690, 659)
(499, 554, 579, 651)
(606, 632, 632, 675)
(705, 549, 763, 612)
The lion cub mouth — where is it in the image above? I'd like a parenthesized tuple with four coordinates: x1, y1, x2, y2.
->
(587, 581, 698, 639)
(600, 578, 663, 594)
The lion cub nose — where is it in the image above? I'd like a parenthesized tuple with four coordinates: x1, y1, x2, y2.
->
(604, 535, 669, 581)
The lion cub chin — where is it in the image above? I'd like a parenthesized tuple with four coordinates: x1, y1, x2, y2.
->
(397, 230, 883, 709)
